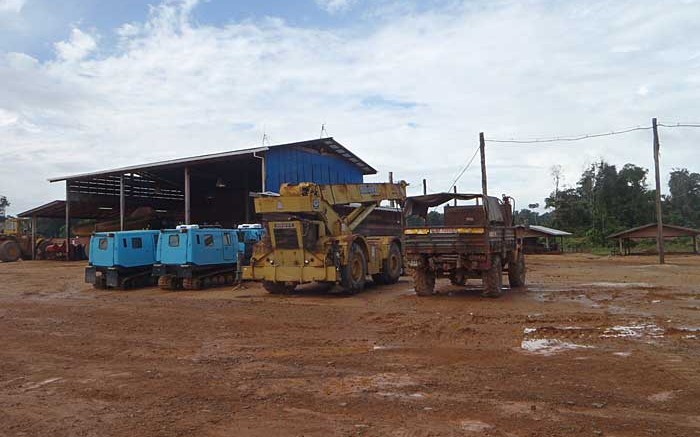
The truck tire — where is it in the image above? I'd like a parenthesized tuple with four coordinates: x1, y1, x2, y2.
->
(0, 240, 21, 262)
(413, 268, 436, 296)
(340, 242, 367, 294)
(449, 271, 466, 286)
(372, 242, 402, 285)
(482, 255, 503, 298)
(263, 281, 295, 294)
(508, 252, 526, 288)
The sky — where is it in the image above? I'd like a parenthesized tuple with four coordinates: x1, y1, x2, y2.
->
(1, 0, 700, 214)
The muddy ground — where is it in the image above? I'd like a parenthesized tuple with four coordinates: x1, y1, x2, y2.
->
(0, 254, 699, 437)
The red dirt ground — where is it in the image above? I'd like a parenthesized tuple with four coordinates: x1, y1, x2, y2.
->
(1, 254, 699, 437)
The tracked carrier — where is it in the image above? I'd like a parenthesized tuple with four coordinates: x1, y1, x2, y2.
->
(85, 230, 160, 289)
(153, 225, 264, 290)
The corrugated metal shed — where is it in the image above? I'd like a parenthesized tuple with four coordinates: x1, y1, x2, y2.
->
(265, 145, 364, 192)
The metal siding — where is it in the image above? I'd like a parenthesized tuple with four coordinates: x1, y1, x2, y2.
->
(266, 147, 362, 191)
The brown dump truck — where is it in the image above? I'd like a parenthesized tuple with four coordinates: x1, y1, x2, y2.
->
(403, 193, 525, 297)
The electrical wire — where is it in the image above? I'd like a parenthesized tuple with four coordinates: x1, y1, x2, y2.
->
(658, 122, 700, 128)
(446, 145, 480, 193)
(486, 125, 653, 144)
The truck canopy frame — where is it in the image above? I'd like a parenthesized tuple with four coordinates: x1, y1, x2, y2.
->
(404, 192, 505, 223)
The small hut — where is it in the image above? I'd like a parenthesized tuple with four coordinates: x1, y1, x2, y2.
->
(516, 225, 572, 254)
(608, 223, 700, 255)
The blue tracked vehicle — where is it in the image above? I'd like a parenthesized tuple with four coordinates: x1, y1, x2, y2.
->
(153, 224, 264, 290)
(85, 230, 160, 289)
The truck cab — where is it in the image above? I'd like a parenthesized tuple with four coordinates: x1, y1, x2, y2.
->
(403, 192, 524, 297)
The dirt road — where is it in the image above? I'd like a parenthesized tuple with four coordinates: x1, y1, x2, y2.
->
(1, 254, 699, 436)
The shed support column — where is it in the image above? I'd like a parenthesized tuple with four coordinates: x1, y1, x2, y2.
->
(31, 215, 37, 260)
(184, 166, 191, 225)
(119, 174, 125, 231)
(619, 238, 623, 256)
(65, 183, 71, 261)
(694, 235, 698, 254)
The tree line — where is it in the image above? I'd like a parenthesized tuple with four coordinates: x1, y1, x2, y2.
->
(515, 163, 700, 245)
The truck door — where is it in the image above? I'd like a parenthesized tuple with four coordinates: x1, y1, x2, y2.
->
(222, 232, 234, 261)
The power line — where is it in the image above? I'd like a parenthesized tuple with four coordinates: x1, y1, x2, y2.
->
(486, 125, 652, 144)
(446, 145, 480, 192)
(658, 122, 700, 128)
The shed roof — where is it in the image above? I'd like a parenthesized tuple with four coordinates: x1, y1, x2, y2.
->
(608, 223, 700, 239)
(49, 138, 376, 182)
(18, 200, 118, 219)
(518, 225, 572, 237)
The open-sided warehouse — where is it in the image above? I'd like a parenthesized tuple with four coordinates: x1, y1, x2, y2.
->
(21, 138, 376, 259)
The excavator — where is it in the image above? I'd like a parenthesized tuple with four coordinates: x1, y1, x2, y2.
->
(243, 182, 407, 294)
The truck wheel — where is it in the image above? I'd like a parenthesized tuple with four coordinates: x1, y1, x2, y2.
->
(263, 281, 295, 294)
(0, 240, 21, 262)
(482, 255, 503, 298)
(413, 268, 436, 296)
(508, 252, 526, 288)
(449, 271, 466, 286)
(341, 243, 367, 294)
(372, 242, 402, 285)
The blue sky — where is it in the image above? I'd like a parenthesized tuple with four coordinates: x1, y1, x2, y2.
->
(1, 0, 700, 214)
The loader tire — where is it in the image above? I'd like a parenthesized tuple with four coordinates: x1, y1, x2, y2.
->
(0, 240, 21, 262)
(482, 255, 503, 298)
(508, 252, 526, 288)
(263, 281, 295, 294)
(413, 268, 435, 296)
(340, 243, 367, 294)
(372, 242, 402, 285)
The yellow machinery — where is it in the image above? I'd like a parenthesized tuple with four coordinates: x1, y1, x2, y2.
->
(243, 182, 407, 294)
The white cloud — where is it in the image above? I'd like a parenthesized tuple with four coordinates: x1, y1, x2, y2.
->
(54, 28, 98, 61)
(0, 0, 25, 14)
(315, 0, 358, 14)
(1, 0, 700, 214)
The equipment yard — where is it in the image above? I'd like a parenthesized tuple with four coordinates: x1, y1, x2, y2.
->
(1, 254, 699, 437)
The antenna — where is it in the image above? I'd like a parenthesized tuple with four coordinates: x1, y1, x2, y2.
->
(320, 123, 328, 138)
(262, 126, 270, 147)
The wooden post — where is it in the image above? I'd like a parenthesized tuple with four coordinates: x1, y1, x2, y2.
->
(65, 182, 71, 261)
(119, 174, 125, 231)
(480, 132, 487, 196)
(184, 166, 191, 225)
(31, 215, 37, 260)
(618, 238, 623, 256)
(453, 185, 457, 206)
(422, 179, 427, 195)
(694, 234, 698, 254)
(652, 118, 665, 264)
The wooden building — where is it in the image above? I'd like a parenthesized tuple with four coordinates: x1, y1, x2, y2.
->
(516, 225, 572, 254)
(608, 223, 700, 255)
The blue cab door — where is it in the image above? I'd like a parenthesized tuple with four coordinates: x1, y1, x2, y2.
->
(222, 232, 234, 261)
(160, 231, 189, 265)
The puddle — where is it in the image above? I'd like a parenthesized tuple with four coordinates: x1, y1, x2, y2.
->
(612, 351, 632, 357)
(460, 419, 493, 433)
(520, 339, 593, 356)
(648, 390, 678, 402)
(581, 282, 654, 289)
(601, 324, 664, 339)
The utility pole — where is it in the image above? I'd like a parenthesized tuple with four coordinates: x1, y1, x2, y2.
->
(453, 185, 457, 206)
(652, 118, 665, 264)
(480, 132, 488, 196)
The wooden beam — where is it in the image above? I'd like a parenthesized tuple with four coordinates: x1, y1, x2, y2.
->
(119, 174, 125, 231)
(65, 182, 71, 261)
(184, 166, 191, 225)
